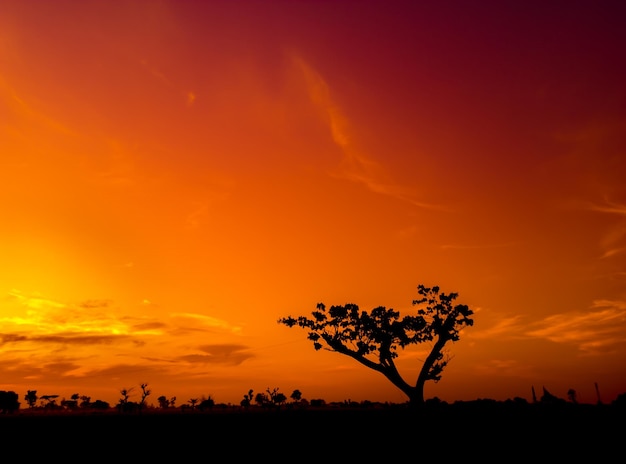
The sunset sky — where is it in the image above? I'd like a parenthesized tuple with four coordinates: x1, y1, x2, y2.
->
(1, 0, 625, 408)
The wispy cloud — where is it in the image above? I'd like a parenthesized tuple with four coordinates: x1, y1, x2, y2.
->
(584, 198, 626, 216)
(469, 299, 626, 356)
(472, 359, 536, 379)
(7, 290, 67, 310)
(469, 315, 525, 340)
(4, 290, 128, 336)
(600, 247, 626, 259)
(598, 221, 626, 258)
(0, 333, 131, 347)
(440, 242, 518, 251)
(525, 299, 626, 355)
(586, 199, 626, 263)
(140, 59, 172, 87)
(177, 344, 254, 366)
(1, 292, 244, 352)
(291, 53, 445, 211)
(140, 59, 197, 107)
(78, 299, 114, 309)
(170, 312, 243, 334)
(0, 73, 76, 136)
(0, 291, 255, 391)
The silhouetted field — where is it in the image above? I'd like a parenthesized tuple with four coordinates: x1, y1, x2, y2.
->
(1, 401, 623, 459)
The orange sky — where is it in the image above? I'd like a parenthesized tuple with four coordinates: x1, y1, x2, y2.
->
(1, 0, 625, 407)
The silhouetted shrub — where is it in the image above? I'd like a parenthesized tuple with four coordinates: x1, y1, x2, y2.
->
(0, 391, 20, 414)
(612, 392, 626, 408)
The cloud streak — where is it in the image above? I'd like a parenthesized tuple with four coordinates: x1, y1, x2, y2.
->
(0, 73, 76, 136)
(292, 53, 446, 211)
(584, 199, 626, 216)
(468, 315, 525, 340)
(469, 299, 626, 356)
(0, 291, 249, 371)
(176, 344, 254, 366)
(525, 300, 626, 355)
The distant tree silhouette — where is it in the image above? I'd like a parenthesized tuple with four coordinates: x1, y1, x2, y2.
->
(61, 393, 80, 410)
(595, 382, 603, 405)
(266, 388, 286, 407)
(198, 396, 215, 411)
(254, 392, 269, 407)
(40, 394, 60, 409)
(290, 389, 302, 404)
(0, 391, 20, 413)
(567, 388, 578, 404)
(139, 383, 151, 412)
(25, 390, 37, 408)
(79, 395, 91, 409)
(117, 387, 138, 413)
(274, 393, 287, 406)
(157, 395, 170, 409)
(278, 284, 474, 406)
(119, 387, 133, 404)
(156, 395, 176, 409)
(61, 399, 77, 410)
(310, 398, 325, 407)
(240, 389, 254, 408)
(90, 399, 110, 410)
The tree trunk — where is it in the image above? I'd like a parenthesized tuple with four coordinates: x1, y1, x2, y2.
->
(413, 336, 448, 404)
(408, 387, 425, 406)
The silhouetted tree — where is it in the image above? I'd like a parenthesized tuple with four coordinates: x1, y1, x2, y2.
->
(278, 284, 474, 406)
(0, 391, 20, 413)
(91, 399, 110, 410)
(117, 387, 138, 413)
(40, 394, 60, 409)
(61, 393, 80, 410)
(290, 389, 302, 403)
(61, 399, 77, 410)
(139, 383, 151, 412)
(119, 387, 132, 405)
(240, 389, 254, 409)
(198, 396, 215, 411)
(250, 387, 286, 409)
(567, 388, 578, 404)
(156, 395, 176, 409)
(25, 390, 37, 409)
(157, 395, 170, 409)
(254, 392, 269, 407)
(79, 395, 91, 409)
(273, 392, 287, 407)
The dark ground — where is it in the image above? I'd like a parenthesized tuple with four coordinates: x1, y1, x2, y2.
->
(1, 401, 623, 460)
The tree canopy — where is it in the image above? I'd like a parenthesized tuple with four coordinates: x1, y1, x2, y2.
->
(278, 284, 474, 405)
